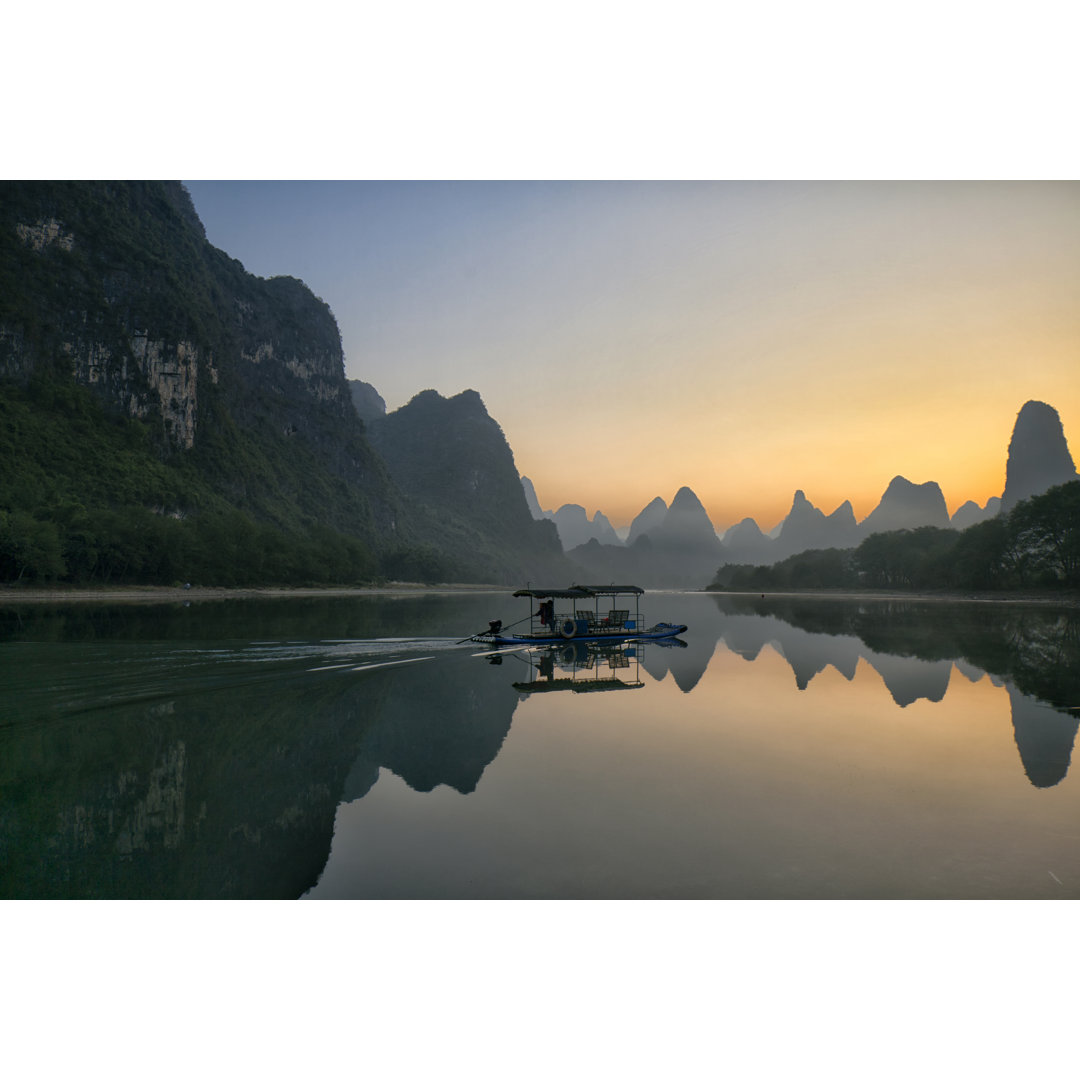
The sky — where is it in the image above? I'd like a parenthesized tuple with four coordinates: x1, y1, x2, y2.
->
(185, 180, 1080, 533)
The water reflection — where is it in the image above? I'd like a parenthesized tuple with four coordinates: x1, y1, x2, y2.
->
(706, 595, 1080, 788)
(510, 641, 649, 695)
(1, 592, 1077, 898)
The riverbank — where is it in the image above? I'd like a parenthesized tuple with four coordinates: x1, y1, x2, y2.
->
(2, 582, 1077, 607)
(0, 582, 506, 605)
(711, 587, 1080, 607)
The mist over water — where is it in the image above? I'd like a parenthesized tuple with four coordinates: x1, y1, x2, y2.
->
(2, 592, 1077, 899)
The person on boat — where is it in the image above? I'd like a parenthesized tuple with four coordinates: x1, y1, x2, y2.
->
(536, 599, 555, 628)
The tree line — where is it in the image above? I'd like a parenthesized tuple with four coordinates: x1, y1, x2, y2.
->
(708, 480, 1080, 593)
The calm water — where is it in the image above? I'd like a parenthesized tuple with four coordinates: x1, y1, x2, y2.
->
(1, 591, 1078, 899)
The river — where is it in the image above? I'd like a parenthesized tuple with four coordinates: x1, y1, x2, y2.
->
(2, 590, 1077, 899)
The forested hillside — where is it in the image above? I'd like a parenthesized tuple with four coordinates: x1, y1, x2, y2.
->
(0, 181, 564, 586)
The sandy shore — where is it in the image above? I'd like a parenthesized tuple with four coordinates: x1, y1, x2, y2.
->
(0, 583, 506, 605)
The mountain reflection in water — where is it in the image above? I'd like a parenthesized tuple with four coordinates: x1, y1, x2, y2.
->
(1, 592, 1077, 899)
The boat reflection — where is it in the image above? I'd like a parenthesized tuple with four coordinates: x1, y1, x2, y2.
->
(507, 640, 660, 694)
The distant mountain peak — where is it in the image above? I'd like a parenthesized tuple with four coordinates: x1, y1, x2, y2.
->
(628, 496, 668, 544)
(669, 486, 706, 511)
(725, 517, 767, 542)
(861, 475, 949, 535)
(520, 476, 545, 520)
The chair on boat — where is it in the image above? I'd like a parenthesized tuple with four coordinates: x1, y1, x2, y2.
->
(606, 609, 629, 630)
(575, 609, 597, 629)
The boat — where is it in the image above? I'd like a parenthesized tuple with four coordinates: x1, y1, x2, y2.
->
(471, 585, 687, 646)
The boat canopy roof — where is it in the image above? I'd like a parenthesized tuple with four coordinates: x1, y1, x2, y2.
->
(512, 584, 645, 599)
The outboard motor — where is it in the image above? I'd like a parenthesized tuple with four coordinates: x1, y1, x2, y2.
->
(488, 619, 502, 636)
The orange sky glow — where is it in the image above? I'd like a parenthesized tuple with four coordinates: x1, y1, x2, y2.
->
(187, 181, 1080, 533)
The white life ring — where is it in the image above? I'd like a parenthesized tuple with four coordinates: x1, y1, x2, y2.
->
(559, 619, 577, 639)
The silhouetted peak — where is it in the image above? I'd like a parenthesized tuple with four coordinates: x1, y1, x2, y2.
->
(348, 379, 386, 427)
(520, 476, 545, 519)
(628, 496, 668, 543)
(669, 486, 706, 513)
(827, 500, 856, 525)
(657, 488, 721, 556)
(861, 475, 949, 534)
(1001, 400, 1077, 512)
(726, 517, 766, 541)
(884, 475, 917, 495)
(785, 489, 824, 521)
(453, 388, 485, 408)
(549, 502, 621, 549)
(950, 496, 1001, 530)
(406, 388, 444, 407)
(403, 387, 487, 416)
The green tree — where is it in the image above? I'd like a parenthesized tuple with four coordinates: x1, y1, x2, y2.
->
(1009, 481, 1080, 586)
(0, 511, 66, 582)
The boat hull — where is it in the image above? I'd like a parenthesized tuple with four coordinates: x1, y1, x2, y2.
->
(480, 622, 688, 647)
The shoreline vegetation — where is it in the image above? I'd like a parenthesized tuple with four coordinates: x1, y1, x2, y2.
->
(0, 582, 506, 604)
(0, 583, 1076, 607)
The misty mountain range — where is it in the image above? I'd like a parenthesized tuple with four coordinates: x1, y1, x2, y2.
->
(3, 181, 1074, 592)
(518, 399, 1075, 583)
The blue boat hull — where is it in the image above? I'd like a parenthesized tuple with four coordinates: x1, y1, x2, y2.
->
(482, 622, 687, 646)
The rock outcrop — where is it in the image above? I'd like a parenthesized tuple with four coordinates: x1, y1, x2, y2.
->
(348, 378, 387, 428)
(0, 181, 405, 548)
(521, 476, 545, 520)
(366, 389, 570, 582)
(1000, 400, 1078, 513)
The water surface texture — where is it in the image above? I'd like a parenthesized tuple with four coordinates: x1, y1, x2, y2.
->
(2, 592, 1078, 899)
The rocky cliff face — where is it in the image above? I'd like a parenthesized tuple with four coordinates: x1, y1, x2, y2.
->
(1000, 400, 1078, 513)
(0, 181, 401, 545)
(366, 388, 570, 582)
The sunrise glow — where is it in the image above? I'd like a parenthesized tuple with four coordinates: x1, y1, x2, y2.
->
(186, 181, 1080, 532)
